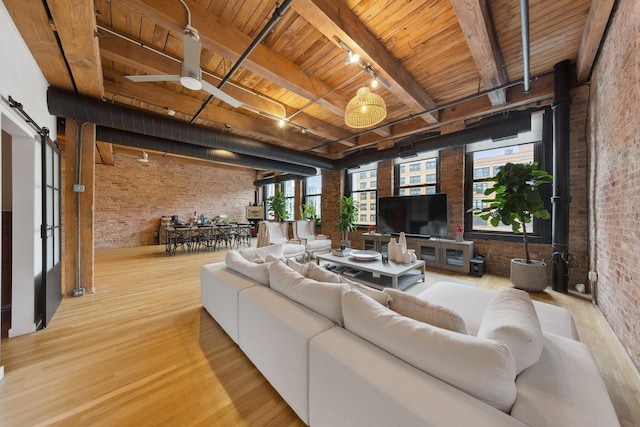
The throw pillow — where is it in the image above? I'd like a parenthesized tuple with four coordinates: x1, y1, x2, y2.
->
(225, 250, 271, 286)
(238, 244, 284, 263)
(341, 289, 517, 412)
(307, 263, 390, 306)
(287, 258, 311, 276)
(269, 261, 345, 325)
(477, 288, 543, 374)
(383, 288, 468, 334)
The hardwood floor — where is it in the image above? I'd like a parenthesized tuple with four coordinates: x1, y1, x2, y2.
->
(0, 243, 639, 426)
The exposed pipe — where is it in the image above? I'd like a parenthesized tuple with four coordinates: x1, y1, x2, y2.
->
(47, 86, 334, 170)
(191, 0, 294, 122)
(334, 110, 534, 170)
(72, 121, 89, 297)
(520, 0, 531, 92)
(95, 126, 318, 176)
(551, 60, 572, 292)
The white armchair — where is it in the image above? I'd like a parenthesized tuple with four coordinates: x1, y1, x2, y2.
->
(293, 220, 332, 261)
(257, 221, 306, 260)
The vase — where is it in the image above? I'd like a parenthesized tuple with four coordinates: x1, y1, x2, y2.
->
(398, 232, 407, 262)
(408, 249, 416, 262)
(388, 238, 398, 261)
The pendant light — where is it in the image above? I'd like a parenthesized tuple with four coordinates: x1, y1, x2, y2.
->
(344, 86, 387, 128)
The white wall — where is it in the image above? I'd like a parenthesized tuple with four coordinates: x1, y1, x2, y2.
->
(0, 0, 58, 353)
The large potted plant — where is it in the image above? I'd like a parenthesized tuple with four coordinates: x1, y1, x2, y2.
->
(335, 196, 359, 248)
(267, 188, 288, 222)
(470, 162, 553, 292)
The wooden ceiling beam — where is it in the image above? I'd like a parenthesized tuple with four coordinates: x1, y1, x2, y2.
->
(118, 0, 350, 118)
(45, 0, 104, 98)
(2, 0, 74, 90)
(576, 0, 616, 83)
(451, 0, 507, 106)
(292, 0, 439, 124)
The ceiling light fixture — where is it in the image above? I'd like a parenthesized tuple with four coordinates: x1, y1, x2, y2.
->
(344, 86, 387, 128)
(166, 107, 176, 116)
(138, 151, 149, 163)
(278, 118, 286, 128)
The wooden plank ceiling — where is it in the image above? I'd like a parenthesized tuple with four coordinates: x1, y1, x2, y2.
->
(4, 0, 612, 171)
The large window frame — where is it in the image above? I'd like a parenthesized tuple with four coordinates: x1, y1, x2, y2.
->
(263, 183, 276, 220)
(346, 162, 377, 227)
(464, 109, 553, 243)
(394, 151, 440, 196)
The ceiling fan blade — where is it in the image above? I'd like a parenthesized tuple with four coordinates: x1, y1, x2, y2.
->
(126, 75, 180, 83)
(201, 80, 242, 108)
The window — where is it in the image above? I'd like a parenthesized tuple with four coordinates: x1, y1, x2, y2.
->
(263, 183, 275, 220)
(465, 110, 551, 240)
(282, 180, 295, 221)
(473, 182, 488, 194)
(474, 167, 490, 178)
(304, 175, 322, 220)
(395, 151, 439, 196)
(347, 162, 378, 227)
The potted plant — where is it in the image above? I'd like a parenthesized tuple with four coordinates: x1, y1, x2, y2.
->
(335, 196, 359, 248)
(300, 203, 318, 224)
(267, 188, 288, 222)
(469, 162, 553, 292)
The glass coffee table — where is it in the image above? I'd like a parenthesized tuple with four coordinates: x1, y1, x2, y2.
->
(316, 251, 425, 291)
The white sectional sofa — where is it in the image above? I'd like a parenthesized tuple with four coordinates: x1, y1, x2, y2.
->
(200, 248, 619, 427)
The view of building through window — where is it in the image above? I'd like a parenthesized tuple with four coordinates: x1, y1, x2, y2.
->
(304, 175, 322, 220)
(263, 183, 275, 220)
(396, 152, 438, 196)
(349, 163, 377, 226)
(282, 180, 295, 221)
(471, 143, 534, 231)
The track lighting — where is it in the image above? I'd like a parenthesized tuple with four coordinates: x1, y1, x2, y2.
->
(278, 118, 286, 128)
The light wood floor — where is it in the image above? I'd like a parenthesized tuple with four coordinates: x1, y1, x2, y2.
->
(0, 243, 639, 426)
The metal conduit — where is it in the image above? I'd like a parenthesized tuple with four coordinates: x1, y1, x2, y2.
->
(191, 0, 293, 122)
(521, 0, 531, 92)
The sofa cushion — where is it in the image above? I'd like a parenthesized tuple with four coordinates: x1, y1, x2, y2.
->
(238, 244, 284, 262)
(225, 250, 272, 286)
(341, 289, 517, 412)
(306, 263, 390, 306)
(477, 289, 543, 374)
(511, 333, 620, 427)
(286, 258, 310, 276)
(269, 261, 345, 325)
(384, 288, 468, 334)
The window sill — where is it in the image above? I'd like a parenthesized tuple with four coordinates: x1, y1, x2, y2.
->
(464, 231, 551, 245)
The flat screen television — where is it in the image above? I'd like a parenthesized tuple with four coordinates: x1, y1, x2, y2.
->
(377, 193, 448, 238)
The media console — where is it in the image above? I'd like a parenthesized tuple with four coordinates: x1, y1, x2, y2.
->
(362, 233, 474, 274)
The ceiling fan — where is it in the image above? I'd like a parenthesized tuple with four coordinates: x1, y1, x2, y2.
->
(125, 25, 242, 108)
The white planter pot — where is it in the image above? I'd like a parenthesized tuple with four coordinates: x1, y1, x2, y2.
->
(510, 259, 548, 292)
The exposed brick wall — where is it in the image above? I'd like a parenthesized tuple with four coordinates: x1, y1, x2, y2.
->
(94, 154, 256, 248)
(588, 0, 640, 370)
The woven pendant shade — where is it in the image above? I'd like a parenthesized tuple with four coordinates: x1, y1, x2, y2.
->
(344, 86, 387, 128)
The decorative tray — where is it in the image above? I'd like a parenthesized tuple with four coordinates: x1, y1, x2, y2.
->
(349, 250, 381, 261)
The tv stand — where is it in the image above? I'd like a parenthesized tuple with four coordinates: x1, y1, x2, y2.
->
(362, 233, 473, 274)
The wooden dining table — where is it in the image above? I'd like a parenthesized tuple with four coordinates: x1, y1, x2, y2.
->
(164, 223, 253, 256)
